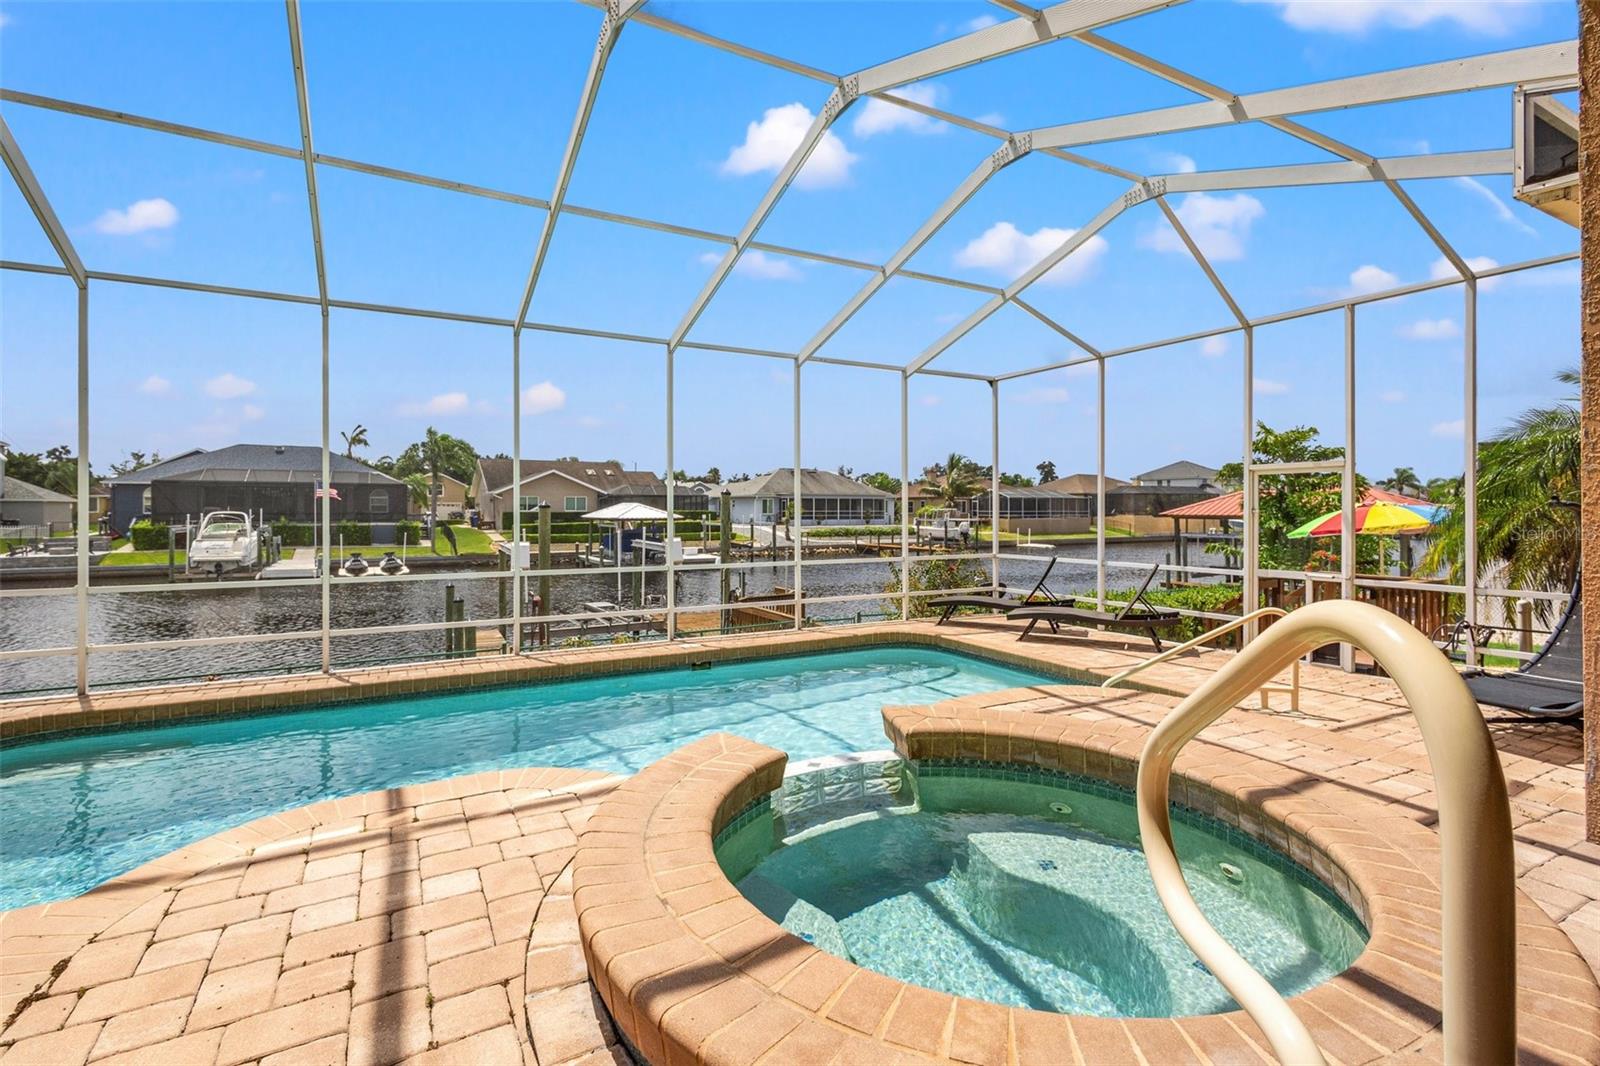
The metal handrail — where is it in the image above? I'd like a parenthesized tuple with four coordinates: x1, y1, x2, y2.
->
(1136, 599, 1514, 1065)
(1100, 607, 1296, 708)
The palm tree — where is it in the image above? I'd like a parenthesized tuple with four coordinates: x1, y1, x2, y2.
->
(1379, 466, 1421, 497)
(403, 473, 430, 511)
(937, 452, 980, 510)
(340, 424, 369, 459)
(1422, 368, 1579, 615)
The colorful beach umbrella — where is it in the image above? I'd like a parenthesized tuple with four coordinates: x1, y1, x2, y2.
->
(1287, 502, 1437, 539)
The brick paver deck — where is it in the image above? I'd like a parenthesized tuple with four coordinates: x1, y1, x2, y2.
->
(2, 616, 1596, 1064)
(0, 767, 621, 1065)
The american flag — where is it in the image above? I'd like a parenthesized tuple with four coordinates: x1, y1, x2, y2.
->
(314, 483, 341, 501)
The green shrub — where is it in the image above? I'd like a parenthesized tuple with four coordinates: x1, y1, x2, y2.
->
(805, 525, 899, 538)
(270, 520, 317, 547)
(335, 521, 372, 546)
(128, 519, 170, 551)
(1081, 583, 1244, 643)
(393, 520, 423, 547)
(883, 557, 991, 619)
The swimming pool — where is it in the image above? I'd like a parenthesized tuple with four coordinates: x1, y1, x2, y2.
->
(0, 646, 1059, 910)
(717, 761, 1367, 1017)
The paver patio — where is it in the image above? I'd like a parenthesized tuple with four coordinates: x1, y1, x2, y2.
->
(1, 619, 1595, 1064)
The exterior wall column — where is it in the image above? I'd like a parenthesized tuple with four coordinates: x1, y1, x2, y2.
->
(1579, 0, 1599, 843)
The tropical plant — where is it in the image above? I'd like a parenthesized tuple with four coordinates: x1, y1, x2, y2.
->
(1215, 422, 1376, 571)
(1379, 466, 1422, 497)
(936, 453, 980, 509)
(1422, 368, 1580, 613)
(1036, 459, 1058, 483)
(403, 473, 431, 510)
(883, 557, 989, 619)
(340, 424, 370, 459)
(392, 429, 477, 548)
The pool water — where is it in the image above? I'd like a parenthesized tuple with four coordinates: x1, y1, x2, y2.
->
(0, 647, 1057, 910)
(718, 767, 1367, 1017)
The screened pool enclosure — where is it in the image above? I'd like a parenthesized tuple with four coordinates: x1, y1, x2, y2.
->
(0, 0, 1581, 695)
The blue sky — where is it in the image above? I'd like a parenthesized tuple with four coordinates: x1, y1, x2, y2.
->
(0, 0, 1580, 487)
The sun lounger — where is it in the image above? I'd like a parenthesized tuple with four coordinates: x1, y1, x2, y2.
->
(1462, 585, 1583, 718)
(1008, 563, 1181, 651)
(929, 558, 1059, 624)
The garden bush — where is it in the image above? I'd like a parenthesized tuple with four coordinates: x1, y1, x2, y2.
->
(128, 519, 170, 551)
(1080, 583, 1244, 643)
(335, 520, 372, 546)
(269, 520, 316, 547)
(393, 519, 423, 546)
(883, 557, 990, 619)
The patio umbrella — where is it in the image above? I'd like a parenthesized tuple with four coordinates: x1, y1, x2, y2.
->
(1287, 502, 1437, 539)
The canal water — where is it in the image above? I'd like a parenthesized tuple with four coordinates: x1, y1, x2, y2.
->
(1, 542, 1186, 696)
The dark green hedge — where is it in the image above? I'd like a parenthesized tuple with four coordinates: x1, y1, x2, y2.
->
(128, 519, 170, 551)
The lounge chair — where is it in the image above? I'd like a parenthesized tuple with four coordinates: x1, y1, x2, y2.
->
(929, 557, 1059, 624)
(1009, 563, 1182, 651)
(1462, 585, 1583, 719)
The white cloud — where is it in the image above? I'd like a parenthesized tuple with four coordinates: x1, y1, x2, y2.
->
(700, 249, 801, 281)
(137, 374, 171, 396)
(203, 372, 256, 399)
(1250, 0, 1539, 35)
(720, 103, 859, 190)
(1139, 192, 1263, 262)
(961, 13, 1000, 31)
(918, 394, 941, 407)
(1454, 177, 1536, 235)
(1253, 377, 1291, 396)
(1016, 386, 1070, 405)
(573, 414, 607, 429)
(1156, 151, 1198, 174)
(1431, 418, 1466, 438)
(974, 111, 1007, 127)
(1380, 389, 1407, 404)
(852, 83, 946, 138)
(399, 391, 470, 417)
(954, 221, 1109, 287)
(240, 403, 265, 422)
(1063, 362, 1097, 377)
(522, 381, 566, 415)
(92, 197, 179, 236)
(1398, 317, 1461, 341)
(1347, 264, 1399, 295)
(1430, 254, 1502, 291)
(1200, 335, 1228, 358)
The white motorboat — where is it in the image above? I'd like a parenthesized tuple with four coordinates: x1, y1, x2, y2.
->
(187, 511, 263, 576)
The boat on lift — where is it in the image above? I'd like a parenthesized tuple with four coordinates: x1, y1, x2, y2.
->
(187, 511, 262, 577)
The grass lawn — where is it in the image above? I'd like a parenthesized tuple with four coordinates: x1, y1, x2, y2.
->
(441, 524, 494, 555)
(100, 550, 187, 567)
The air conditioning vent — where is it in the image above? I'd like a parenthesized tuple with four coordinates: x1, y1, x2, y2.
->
(1514, 79, 1579, 227)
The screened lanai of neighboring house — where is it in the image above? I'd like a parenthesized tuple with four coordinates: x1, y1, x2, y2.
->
(0, 1, 1587, 769)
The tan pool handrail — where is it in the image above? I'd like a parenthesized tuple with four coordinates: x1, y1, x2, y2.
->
(1136, 599, 1514, 1066)
(1101, 607, 1298, 710)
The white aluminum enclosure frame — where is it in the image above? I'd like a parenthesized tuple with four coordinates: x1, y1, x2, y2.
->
(0, 2, 1578, 695)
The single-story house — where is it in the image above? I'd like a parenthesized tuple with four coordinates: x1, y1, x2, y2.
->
(472, 458, 668, 527)
(0, 474, 75, 530)
(967, 486, 1093, 533)
(1130, 460, 1221, 491)
(726, 468, 894, 527)
(103, 444, 407, 533)
(88, 485, 111, 527)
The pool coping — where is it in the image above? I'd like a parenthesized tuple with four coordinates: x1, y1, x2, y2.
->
(0, 623, 1107, 747)
(568, 719, 1600, 1065)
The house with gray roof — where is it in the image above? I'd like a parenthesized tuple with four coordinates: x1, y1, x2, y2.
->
(725, 468, 894, 527)
(0, 471, 76, 530)
(1130, 460, 1221, 490)
(102, 444, 405, 533)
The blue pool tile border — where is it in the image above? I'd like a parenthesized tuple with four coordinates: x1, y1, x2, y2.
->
(2, 639, 1086, 749)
